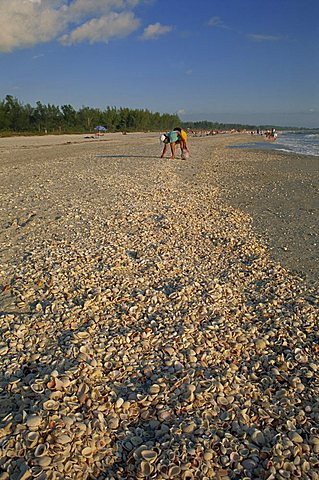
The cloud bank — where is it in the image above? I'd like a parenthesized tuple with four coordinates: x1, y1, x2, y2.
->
(0, 0, 149, 52)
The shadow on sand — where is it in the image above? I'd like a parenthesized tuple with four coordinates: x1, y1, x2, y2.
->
(96, 155, 160, 159)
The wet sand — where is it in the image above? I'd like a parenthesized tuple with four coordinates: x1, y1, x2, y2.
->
(216, 145, 318, 289)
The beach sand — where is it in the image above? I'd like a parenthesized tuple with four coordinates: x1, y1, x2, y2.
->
(0, 133, 318, 479)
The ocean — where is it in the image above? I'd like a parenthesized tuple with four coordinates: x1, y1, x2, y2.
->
(230, 130, 319, 157)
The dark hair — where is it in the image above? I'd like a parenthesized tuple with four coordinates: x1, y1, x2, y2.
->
(173, 127, 181, 132)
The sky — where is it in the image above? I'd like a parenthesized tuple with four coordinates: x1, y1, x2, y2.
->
(0, 0, 318, 128)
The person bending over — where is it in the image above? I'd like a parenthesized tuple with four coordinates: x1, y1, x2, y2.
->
(160, 130, 181, 159)
(173, 127, 189, 155)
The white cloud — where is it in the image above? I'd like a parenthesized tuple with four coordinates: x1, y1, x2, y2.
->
(32, 53, 45, 59)
(0, 0, 142, 52)
(60, 12, 140, 45)
(0, 1, 66, 52)
(208, 16, 223, 27)
(207, 16, 231, 30)
(247, 34, 283, 42)
(141, 22, 172, 40)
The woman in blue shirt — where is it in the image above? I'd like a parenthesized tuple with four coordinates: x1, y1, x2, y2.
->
(160, 130, 181, 159)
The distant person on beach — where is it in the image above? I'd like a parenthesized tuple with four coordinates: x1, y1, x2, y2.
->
(173, 127, 189, 156)
(160, 130, 182, 159)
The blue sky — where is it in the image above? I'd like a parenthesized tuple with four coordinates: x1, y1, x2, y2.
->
(0, 0, 318, 127)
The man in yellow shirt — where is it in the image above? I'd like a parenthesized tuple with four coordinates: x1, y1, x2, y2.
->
(173, 127, 189, 157)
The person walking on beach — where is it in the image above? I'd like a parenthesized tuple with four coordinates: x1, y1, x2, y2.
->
(160, 130, 181, 159)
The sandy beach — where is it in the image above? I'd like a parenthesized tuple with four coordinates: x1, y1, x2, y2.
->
(0, 133, 318, 479)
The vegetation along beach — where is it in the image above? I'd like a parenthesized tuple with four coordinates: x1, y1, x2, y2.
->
(0, 132, 318, 479)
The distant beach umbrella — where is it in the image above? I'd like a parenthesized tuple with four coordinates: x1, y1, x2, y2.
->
(94, 126, 107, 132)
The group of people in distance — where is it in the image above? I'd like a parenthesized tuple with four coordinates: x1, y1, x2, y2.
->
(160, 127, 189, 160)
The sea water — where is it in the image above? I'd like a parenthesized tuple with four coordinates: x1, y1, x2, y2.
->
(275, 131, 319, 157)
(230, 131, 319, 157)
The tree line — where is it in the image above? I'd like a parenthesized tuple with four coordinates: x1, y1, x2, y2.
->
(0, 95, 180, 134)
(1, 95, 293, 135)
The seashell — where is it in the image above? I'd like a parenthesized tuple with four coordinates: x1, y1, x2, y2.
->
(217, 396, 228, 405)
(108, 417, 119, 429)
(26, 431, 39, 446)
(182, 470, 194, 480)
(30, 381, 45, 394)
(0, 345, 9, 356)
(81, 447, 93, 457)
(31, 466, 44, 478)
(203, 451, 213, 461)
(52, 377, 64, 390)
(140, 460, 153, 477)
(133, 444, 149, 459)
(288, 431, 304, 443)
(77, 383, 89, 404)
(168, 465, 181, 477)
(35, 444, 47, 457)
(182, 422, 196, 433)
(251, 429, 266, 446)
(60, 376, 71, 388)
(187, 384, 196, 393)
(26, 415, 42, 428)
(115, 397, 124, 409)
(255, 338, 267, 351)
(36, 456, 52, 467)
(149, 384, 160, 394)
(43, 399, 59, 410)
(75, 331, 90, 339)
(164, 346, 175, 356)
(140, 449, 158, 463)
(56, 434, 72, 444)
